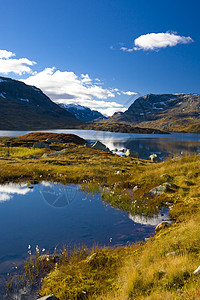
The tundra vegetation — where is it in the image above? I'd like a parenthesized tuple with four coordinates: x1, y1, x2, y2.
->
(1, 133, 200, 299)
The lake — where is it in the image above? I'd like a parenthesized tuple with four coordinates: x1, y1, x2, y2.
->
(0, 129, 200, 159)
(0, 182, 170, 297)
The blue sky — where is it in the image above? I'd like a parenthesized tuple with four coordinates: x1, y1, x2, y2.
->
(0, 0, 199, 115)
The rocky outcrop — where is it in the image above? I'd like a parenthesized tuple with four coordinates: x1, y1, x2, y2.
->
(33, 142, 50, 149)
(37, 295, 58, 300)
(149, 182, 172, 196)
(91, 141, 111, 152)
(42, 149, 67, 158)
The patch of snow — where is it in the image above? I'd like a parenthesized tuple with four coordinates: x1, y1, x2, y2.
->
(140, 113, 144, 115)
(0, 93, 6, 99)
(153, 106, 163, 110)
(160, 102, 166, 105)
(65, 104, 87, 110)
(18, 98, 29, 103)
(0, 79, 6, 83)
(31, 86, 40, 92)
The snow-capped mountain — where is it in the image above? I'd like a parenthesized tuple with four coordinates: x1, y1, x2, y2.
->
(60, 103, 106, 122)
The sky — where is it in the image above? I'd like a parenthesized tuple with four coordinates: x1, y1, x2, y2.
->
(0, 0, 199, 116)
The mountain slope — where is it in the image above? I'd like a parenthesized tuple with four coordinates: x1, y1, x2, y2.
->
(0, 76, 82, 130)
(108, 93, 200, 132)
(60, 103, 105, 122)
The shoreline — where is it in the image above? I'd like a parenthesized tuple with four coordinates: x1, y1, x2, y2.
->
(0, 135, 200, 299)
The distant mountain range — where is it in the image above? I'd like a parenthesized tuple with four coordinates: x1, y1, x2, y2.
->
(0, 75, 200, 133)
(107, 93, 200, 132)
(59, 103, 105, 122)
(0, 76, 81, 130)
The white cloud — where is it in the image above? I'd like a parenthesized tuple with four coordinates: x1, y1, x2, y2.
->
(0, 50, 15, 59)
(134, 32, 193, 51)
(0, 49, 36, 75)
(0, 49, 137, 116)
(23, 67, 137, 116)
(120, 47, 134, 53)
(120, 32, 193, 52)
(0, 183, 32, 202)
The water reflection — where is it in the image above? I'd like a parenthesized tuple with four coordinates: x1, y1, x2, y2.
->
(129, 208, 171, 226)
(0, 129, 200, 159)
(0, 183, 32, 202)
(0, 182, 156, 267)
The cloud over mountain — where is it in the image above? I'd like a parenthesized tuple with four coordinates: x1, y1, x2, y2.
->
(0, 49, 137, 116)
(23, 67, 136, 116)
(0, 50, 36, 75)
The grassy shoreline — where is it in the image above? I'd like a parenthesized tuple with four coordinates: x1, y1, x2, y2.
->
(1, 138, 200, 299)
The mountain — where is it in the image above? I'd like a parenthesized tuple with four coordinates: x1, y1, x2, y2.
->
(60, 103, 105, 122)
(107, 93, 200, 132)
(0, 76, 82, 130)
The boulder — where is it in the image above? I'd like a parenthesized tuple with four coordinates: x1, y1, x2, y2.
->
(149, 182, 171, 196)
(37, 295, 58, 300)
(42, 149, 67, 158)
(46, 138, 63, 144)
(149, 153, 161, 162)
(91, 141, 111, 152)
(125, 149, 138, 158)
(160, 173, 172, 181)
(33, 142, 49, 149)
(155, 221, 171, 232)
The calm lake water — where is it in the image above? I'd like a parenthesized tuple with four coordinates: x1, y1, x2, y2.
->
(0, 129, 200, 159)
(0, 129, 180, 297)
(0, 181, 170, 298)
(0, 182, 161, 270)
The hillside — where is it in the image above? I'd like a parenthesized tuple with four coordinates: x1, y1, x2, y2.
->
(107, 93, 200, 132)
(60, 103, 105, 122)
(0, 76, 82, 130)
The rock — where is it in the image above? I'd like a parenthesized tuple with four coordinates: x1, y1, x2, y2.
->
(42, 149, 67, 158)
(133, 185, 141, 191)
(165, 250, 180, 257)
(33, 142, 50, 149)
(149, 153, 161, 162)
(149, 182, 172, 196)
(155, 221, 171, 232)
(91, 141, 111, 152)
(37, 295, 58, 300)
(29, 155, 39, 159)
(160, 173, 172, 181)
(46, 138, 63, 144)
(193, 265, 200, 275)
(125, 149, 138, 158)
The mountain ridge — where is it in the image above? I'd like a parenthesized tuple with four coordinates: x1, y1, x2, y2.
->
(0, 76, 82, 130)
(106, 93, 200, 132)
(59, 103, 105, 122)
